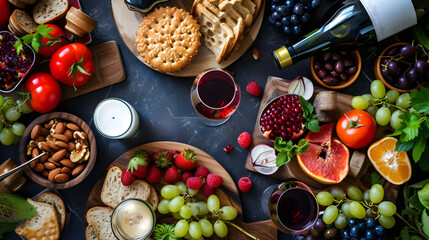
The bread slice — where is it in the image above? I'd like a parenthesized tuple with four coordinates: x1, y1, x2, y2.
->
(8, 20, 24, 37)
(100, 166, 151, 208)
(33, 0, 69, 24)
(148, 185, 159, 210)
(85, 225, 99, 240)
(37, 192, 66, 232)
(10, 9, 38, 35)
(15, 198, 60, 240)
(86, 207, 115, 240)
(21, 0, 37, 4)
(7, 0, 28, 8)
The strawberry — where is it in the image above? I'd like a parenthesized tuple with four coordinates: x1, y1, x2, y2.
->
(146, 165, 162, 183)
(206, 173, 223, 188)
(164, 166, 181, 184)
(238, 177, 252, 193)
(181, 171, 193, 183)
(127, 150, 151, 178)
(172, 150, 181, 159)
(186, 177, 203, 190)
(121, 169, 135, 186)
(237, 132, 252, 148)
(174, 149, 197, 171)
(202, 183, 215, 197)
(246, 81, 261, 96)
(194, 166, 209, 178)
(153, 150, 174, 168)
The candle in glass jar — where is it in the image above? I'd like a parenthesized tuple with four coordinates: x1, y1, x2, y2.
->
(93, 98, 139, 139)
(111, 199, 156, 240)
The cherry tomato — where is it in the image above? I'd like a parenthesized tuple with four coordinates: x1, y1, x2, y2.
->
(24, 73, 61, 113)
(0, 0, 10, 29)
(336, 109, 376, 149)
(50, 43, 94, 88)
(37, 24, 67, 58)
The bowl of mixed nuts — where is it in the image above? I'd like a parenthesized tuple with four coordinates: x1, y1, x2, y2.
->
(18, 112, 97, 189)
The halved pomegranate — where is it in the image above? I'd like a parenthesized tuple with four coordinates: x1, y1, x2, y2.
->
(297, 123, 350, 184)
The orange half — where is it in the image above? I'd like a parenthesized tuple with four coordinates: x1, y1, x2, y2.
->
(367, 137, 412, 185)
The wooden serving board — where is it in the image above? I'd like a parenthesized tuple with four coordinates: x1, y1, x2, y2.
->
(86, 141, 277, 240)
(110, 0, 265, 77)
(244, 76, 399, 201)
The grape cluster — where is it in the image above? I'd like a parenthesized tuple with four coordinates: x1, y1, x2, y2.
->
(379, 43, 429, 90)
(0, 95, 33, 146)
(340, 218, 387, 239)
(351, 80, 411, 129)
(268, 0, 321, 38)
(158, 182, 238, 239)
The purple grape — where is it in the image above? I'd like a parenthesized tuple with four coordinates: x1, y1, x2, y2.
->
(290, 14, 300, 24)
(281, 16, 290, 25)
(415, 59, 428, 74)
(314, 219, 326, 232)
(387, 61, 399, 74)
(324, 62, 334, 71)
(398, 76, 411, 89)
(381, 67, 390, 77)
(347, 66, 358, 75)
(381, 58, 389, 65)
(406, 67, 418, 82)
(400, 45, 415, 58)
(271, 4, 278, 11)
(274, 21, 282, 28)
(272, 11, 281, 21)
(292, 25, 303, 36)
(335, 60, 344, 72)
(268, 16, 276, 24)
(285, 0, 295, 10)
(282, 25, 292, 34)
(344, 58, 354, 68)
(387, 47, 398, 56)
(276, 5, 288, 16)
(293, 3, 305, 15)
(311, 0, 320, 8)
(317, 69, 328, 79)
(301, 12, 311, 23)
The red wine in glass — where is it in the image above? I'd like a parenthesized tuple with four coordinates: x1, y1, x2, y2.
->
(191, 69, 241, 126)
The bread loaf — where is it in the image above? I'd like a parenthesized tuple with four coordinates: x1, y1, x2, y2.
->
(33, 0, 69, 24)
(85, 225, 99, 240)
(86, 207, 115, 240)
(37, 192, 67, 231)
(10, 9, 38, 35)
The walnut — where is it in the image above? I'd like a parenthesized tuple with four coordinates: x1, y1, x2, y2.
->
(70, 147, 87, 163)
(26, 140, 37, 155)
(73, 131, 87, 140)
(83, 150, 90, 161)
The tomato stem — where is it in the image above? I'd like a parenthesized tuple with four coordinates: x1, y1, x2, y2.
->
(344, 114, 365, 129)
(67, 48, 92, 90)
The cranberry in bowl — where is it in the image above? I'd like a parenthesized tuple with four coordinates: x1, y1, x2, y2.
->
(0, 31, 37, 93)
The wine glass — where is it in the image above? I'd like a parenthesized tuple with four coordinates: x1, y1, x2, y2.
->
(190, 68, 241, 126)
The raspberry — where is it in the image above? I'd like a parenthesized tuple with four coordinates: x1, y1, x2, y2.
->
(237, 132, 252, 148)
(202, 183, 215, 197)
(206, 173, 223, 188)
(163, 166, 181, 184)
(186, 177, 203, 190)
(194, 166, 209, 178)
(145, 165, 162, 183)
(246, 81, 261, 96)
(238, 177, 252, 193)
(181, 171, 193, 183)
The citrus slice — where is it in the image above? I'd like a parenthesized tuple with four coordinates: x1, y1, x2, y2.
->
(367, 137, 411, 185)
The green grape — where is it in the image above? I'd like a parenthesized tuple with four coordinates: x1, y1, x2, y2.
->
(214, 220, 228, 238)
(2, 97, 15, 111)
(371, 80, 386, 99)
(378, 201, 396, 217)
(220, 206, 237, 220)
(161, 185, 181, 199)
(378, 215, 395, 229)
(199, 219, 214, 237)
(322, 205, 338, 225)
(375, 107, 391, 126)
(11, 123, 25, 137)
(188, 188, 199, 196)
(341, 202, 353, 219)
(5, 107, 21, 121)
(349, 201, 366, 219)
(385, 89, 399, 103)
(207, 195, 220, 212)
(189, 202, 200, 216)
(369, 184, 384, 204)
(168, 196, 185, 212)
(175, 181, 188, 193)
(346, 186, 363, 201)
(172, 211, 183, 220)
(362, 94, 376, 104)
(0, 95, 4, 106)
(352, 96, 369, 110)
(189, 221, 203, 239)
(175, 220, 189, 237)
(180, 205, 193, 219)
(157, 199, 170, 214)
(390, 110, 403, 129)
(316, 191, 334, 206)
(396, 93, 411, 109)
(0, 128, 15, 146)
(197, 201, 209, 216)
(330, 186, 346, 200)
(363, 189, 371, 204)
(366, 105, 379, 118)
(183, 232, 192, 240)
(16, 99, 33, 114)
(334, 213, 347, 229)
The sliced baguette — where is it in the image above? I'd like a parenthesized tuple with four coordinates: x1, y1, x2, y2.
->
(100, 166, 151, 208)
(37, 192, 67, 232)
(86, 207, 115, 240)
(33, 0, 69, 24)
(15, 198, 60, 240)
(10, 9, 38, 35)
(148, 185, 159, 210)
(7, 0, 28, 8)
(85, 225, 99, 240)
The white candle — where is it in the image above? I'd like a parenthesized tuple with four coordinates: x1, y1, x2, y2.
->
(93, 98, 139, 139)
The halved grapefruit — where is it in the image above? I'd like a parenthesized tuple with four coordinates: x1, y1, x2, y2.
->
(297, 123, 350, 184)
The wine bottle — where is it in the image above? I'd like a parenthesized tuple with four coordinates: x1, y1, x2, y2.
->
(273, 0, 426, 69)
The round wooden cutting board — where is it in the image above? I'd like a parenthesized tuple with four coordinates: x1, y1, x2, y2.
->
(86, 141, 277, 240)
(110, 0, 265, 77)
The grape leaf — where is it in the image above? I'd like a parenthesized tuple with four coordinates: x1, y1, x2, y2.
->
(410, 195, 426, 211)
(418, 183, 429, 209)
(423, 210, 429, 237)
(411, 88, 429, 115)
(418, 149, 429, 171)
(397, 112, 421, 142)
(413, 135, 427, 163)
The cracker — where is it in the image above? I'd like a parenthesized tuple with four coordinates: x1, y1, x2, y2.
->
(136, 7, 201, 73)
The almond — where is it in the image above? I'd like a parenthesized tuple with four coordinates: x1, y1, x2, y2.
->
(66, 123, 81, 131)
(30, 125, 41, 139)
(55, 141, 69, 149)
(252, 47, 260, 60)
(64, 129, 73, 139)
(40, 153, 49, 163)
(31, 147, 40, 159)
(60, 159, 75, 168)
(44, 119, 55, 129)
(52, 133, 69, 143)
(39, 141, 51, 152)
(48, 158, 61, 167)
(34, 163, 44, 172)
(29, 159, 38, 168)
(48, 168, 61, 182)
(40, 127, 50, 136)
(72, 164, 85, 177)
(41, 170, 49, 178)
(54, 173, 69, 183)
(61, 167, 72, 174)
(34, 135, 45, 143)
(67, 142, 75, 152)
(52, 149, 67, 161)
(47, 140, 61, 150)
(44, 162, 57, 170)
(55, 122, 66, 134)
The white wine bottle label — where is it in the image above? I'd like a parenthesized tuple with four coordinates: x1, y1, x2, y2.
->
(360, 0, 417, 41)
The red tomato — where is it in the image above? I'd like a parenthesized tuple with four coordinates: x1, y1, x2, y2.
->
(0, 0, 10, 29)
(336, 109, 376, 149)
(50, 43, 94, 88)
(24, 73, 61, 113)
(37, 24, 67, 58)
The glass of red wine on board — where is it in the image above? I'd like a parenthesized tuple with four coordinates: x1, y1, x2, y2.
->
(190, 68, 241, 126)
(266, 181, 319, 234)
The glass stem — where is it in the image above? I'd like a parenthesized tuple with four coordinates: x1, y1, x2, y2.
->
(226, 221, 260, 240)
